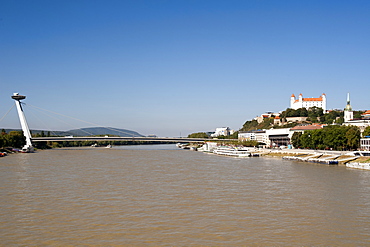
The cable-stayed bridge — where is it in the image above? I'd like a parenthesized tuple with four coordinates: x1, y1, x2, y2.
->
(6, 93, 208, 152)
(32, 136, 207, 143)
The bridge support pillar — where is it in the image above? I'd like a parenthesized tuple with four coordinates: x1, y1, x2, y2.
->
(11, 93, 34, 153)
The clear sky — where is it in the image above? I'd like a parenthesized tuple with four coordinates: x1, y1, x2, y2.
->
(1, 0, 369, 137)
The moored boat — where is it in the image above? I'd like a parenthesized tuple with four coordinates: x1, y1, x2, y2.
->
(213, 146, 251, 157)
(346, 162, 370, 170)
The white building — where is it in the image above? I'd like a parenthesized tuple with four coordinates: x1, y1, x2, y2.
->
(343, 93, 370, 132)
(266, 128, 292, 147)
(344, 119, 370, 133)
(290, 93, 327, 112)
(360, 138, 370, 151)
(239, 128, 292, 147)
(238, 130, 267, 143)
(211, 127, 234, 137)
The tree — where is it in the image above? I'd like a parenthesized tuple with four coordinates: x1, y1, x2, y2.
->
(295, 125, 360, 151)
(300, 131, 314, 149)
(363, 126, 370, 137)
(241, 119, 259, 131)
(2, 131, 26, 148)
(229, 131, 239, 139)
(187, 132, 209, 138)
(345, 126, 361, 150)
(291, 132, 302, 148)
(354, 111, 365, 119)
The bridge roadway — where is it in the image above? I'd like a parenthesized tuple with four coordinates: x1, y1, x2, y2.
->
(31, 136, 208, 143)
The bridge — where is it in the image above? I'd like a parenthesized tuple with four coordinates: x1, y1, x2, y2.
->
(9, 93, 212, 152)
(32, 136, 207, 143)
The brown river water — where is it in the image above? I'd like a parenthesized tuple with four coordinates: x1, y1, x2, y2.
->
(1, 144, 369, 246)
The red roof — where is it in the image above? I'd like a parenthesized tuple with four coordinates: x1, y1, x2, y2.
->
(302, 97, 322, 102)
(362, 110, 370, 115)
(292, 94, 324, 102)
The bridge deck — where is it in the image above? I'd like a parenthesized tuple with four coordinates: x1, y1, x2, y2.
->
(32, 136, 210, 143)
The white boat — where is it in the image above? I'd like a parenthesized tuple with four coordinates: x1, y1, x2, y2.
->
(213, 146, 251, 157)
(346, 162, 370, 170)
(105, 144, 112, 148)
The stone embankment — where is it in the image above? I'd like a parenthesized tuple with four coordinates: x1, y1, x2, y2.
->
(257, 149, 370, 166)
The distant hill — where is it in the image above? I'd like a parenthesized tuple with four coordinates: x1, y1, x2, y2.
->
(66, 127, 144, 137)
(1, 127, 144, 137)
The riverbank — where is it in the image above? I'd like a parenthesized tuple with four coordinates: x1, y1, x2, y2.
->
(255, 148, 370, 166)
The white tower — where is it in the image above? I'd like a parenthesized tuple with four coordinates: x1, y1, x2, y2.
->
(321, 93, 327, 112)
(344, 93, 353, 122)
(11, 93, 34, 152)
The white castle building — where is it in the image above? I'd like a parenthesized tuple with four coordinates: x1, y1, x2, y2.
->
(290, 93, 327, 112)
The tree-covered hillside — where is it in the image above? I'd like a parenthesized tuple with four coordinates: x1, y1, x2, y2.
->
(240, 107, 365, 132)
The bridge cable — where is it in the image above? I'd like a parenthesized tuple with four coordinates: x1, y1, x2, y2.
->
(24, 104, 94, 136)
(25, 104, 138, 137)
(22, 103, 61, 136)
(0, 104, 16, 123)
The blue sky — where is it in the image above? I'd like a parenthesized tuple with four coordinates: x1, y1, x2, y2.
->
(1, 0, 369, 137)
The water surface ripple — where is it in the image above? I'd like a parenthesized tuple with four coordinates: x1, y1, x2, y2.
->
(1, 145, 369, 246)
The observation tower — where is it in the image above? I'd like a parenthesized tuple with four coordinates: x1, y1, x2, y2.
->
(11, 93, 34, 152)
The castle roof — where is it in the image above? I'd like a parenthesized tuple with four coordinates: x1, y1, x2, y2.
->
(302, 97, 323, 102)
(291, 93, 325, 102)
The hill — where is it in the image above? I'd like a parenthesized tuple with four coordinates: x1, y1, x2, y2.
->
(66, 127, 144, 137)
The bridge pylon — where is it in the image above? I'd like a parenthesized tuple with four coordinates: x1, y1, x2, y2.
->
(11, 93, 34, 153)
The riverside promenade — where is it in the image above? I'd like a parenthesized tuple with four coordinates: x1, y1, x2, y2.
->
(256, 148, 365, 165)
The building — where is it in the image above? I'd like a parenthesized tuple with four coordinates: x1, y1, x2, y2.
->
(254, 112, 281, 124)
(239, 129, 292, 147)
(290, 124, 325, 134)
(266, 128, 292, 147)
(273, 116, 281, 126)
(342, 93, 370, 132)
(344, 93, 354, 122)
(285, 116, 308, 123)
(238, 130, 267, 143)
(362, 110, 370, 119)
(344, 119, 370, 133)
(211, 127, 234, 137)
(360, 138, 370, 151)
(290, 93, 327, 112)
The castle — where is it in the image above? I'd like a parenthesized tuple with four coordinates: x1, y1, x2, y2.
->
(290, 93, 326, 112)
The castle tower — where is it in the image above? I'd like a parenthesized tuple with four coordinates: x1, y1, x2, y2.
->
(344, 93, 353, 122)
(321, 93, 327, 113)
(290, 94, 296, 108)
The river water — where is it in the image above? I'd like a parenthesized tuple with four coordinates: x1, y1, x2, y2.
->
(1, 144, 369, 246)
